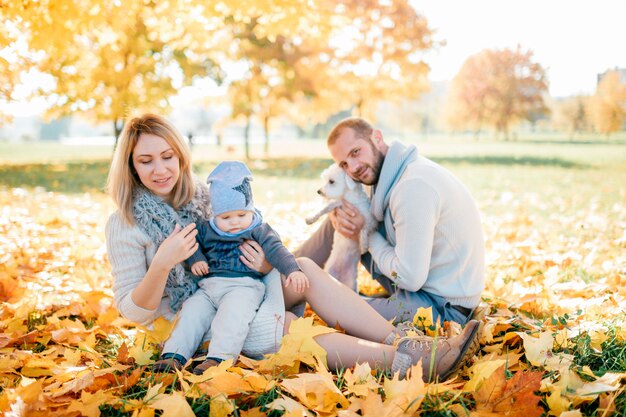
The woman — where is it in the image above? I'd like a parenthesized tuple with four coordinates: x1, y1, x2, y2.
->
(105, 113, 480, 381)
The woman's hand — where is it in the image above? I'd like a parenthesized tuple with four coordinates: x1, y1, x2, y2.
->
(130, 223, 198, 312)
(329, 199, 365, 241)
(153, 223, 199, 272)
(240, 240, 272, 274)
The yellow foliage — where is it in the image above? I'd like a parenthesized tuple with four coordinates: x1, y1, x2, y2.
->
(1, 188, 625, 415)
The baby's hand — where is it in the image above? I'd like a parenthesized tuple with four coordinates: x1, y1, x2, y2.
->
(191, 261, 209, 276)
(285, 271, 309, 293)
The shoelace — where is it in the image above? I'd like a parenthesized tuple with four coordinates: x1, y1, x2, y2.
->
(397, 335, 432, 352)
(395, 322, 426, 337)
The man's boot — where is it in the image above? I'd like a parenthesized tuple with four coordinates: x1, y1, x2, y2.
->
(391, 319, 481, 381)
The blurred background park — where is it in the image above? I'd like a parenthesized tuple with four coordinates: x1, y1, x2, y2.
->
(2, 0, 626, 150)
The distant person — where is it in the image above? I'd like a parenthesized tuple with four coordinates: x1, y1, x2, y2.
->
(105, 113, 481, 381)
(297, 117, 485, 324)
(156, 161, 309, 374)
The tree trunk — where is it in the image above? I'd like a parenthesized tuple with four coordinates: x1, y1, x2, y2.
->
(113, 119, 124, 151)
(244, 115, 251, 160)
(263, 115, 270, 156)
(355, 99, 363, 117)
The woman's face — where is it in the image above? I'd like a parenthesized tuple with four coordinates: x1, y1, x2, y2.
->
(132, 133, 180, 199)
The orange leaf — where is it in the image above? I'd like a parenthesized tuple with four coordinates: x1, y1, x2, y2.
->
(116, 342, 134, 365)
(474, 365, 544, 417)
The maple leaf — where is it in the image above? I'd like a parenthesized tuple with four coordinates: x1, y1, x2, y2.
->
(209, 394, 236, 417)
(284, 317, 337, 365)
(546, 387, 571, 416)
(464, 359, 507, 392)
(517, 330, 554, 366)
(44, 369, 95, 398)
(149, 316, 176, 344)
(343, 362, 381, 397)
(20, 357, 59, 377)
(149, 391, 196, 417)
(129, 334, 156, 365)
(281, 370, 349, 413)
(383, 368, 428, 415)
(345, 392, 386, 417)
(412, 306, 438, 335)
(259, 317, 336, 372)
(266, 394, 314, 417)
(66, 390, 114, 417)
(116, 342, 134, 365)
(473, 365, 544, 417)
(1, 377, 46, 413)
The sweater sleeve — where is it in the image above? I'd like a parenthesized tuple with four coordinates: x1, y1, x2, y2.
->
(105, 213, 161, 325)
(186, 221, 209, 267)
(253, 224, 301, 276)
(368, 178, 440, 292)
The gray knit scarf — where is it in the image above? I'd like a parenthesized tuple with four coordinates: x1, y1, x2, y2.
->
(371, 141, 418, 222)
(132, 181, 211, 312)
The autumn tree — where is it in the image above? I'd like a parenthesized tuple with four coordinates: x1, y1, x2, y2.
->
(225, 18, 322, 158)
(550, 95, 590, 140)
(1, 1, 233, 142)
(0, 12, 30, 126)
(446, 46, 548, 139)
(3, 0, 318, 141)
(322, 0, 435, 121)
(589, 70, 626, 136)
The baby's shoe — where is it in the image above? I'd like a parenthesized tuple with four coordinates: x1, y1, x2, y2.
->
(152, 353, 186, 373)
(193, 358, 222, 375)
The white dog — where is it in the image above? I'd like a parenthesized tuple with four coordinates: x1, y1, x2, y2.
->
(306, 164, 377, 291)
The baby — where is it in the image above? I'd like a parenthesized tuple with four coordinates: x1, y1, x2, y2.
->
(158, 161, 308, 375)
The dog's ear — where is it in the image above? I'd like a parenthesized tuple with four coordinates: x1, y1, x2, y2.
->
(345, 173, 357, 190)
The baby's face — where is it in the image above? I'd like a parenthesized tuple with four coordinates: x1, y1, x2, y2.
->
(214, 210, 254, 234)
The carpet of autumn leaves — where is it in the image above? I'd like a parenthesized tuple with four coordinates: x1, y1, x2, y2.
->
(1, 184, 625, 417)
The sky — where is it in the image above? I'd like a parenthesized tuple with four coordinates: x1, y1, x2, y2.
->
(411, 0, 626, 97)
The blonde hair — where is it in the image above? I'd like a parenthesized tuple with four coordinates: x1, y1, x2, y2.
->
(327, 117, 374, 146)
(106, 113, 195, 225)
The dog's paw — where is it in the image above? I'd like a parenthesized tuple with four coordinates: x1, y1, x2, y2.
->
(305, 216, 316, 225)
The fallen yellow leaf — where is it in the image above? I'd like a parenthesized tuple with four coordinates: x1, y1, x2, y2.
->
(149, 391, 196, 417)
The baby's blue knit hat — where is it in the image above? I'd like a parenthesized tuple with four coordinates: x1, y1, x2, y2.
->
(208, 161, 254, 216)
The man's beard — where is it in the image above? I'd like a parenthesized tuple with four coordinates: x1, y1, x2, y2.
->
(358, 144, 385, 186)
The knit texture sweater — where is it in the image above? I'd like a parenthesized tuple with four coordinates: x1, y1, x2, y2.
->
(188, 222, 301, 279)
(105, 212, 285, 357)
(368, 149, 485, 309)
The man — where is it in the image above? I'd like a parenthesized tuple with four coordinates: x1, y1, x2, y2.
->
(297, 117, 485, 324)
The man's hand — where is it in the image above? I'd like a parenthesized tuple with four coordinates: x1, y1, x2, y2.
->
(191, 261, 209, 276)
(329, 199, 365, 241)
(284, 271, 310, 293)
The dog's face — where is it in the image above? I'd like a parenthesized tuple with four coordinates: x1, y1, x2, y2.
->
(317, 163, 356, 199)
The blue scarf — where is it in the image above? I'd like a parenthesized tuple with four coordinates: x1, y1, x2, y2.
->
(209, 209, 263, 237)
(371, 142, 418, 222)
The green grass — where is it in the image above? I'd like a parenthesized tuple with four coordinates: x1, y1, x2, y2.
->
(1, 134, 625, 197)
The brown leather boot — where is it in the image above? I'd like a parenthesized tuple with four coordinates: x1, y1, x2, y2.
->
(391, 319, 481, 381)
(383, 321, 426, 345)
(193, 358, 222, 375)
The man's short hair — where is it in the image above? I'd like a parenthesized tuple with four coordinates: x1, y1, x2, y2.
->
(327, 117, 373, 146)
